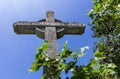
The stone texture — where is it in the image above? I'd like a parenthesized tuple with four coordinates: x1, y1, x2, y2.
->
(45, 11, 58, 59)
(13, 21, 85, 38)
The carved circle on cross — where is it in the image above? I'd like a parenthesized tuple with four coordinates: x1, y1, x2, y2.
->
(35, 19, 65, 39)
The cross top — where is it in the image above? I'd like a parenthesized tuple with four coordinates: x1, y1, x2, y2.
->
(46, 11, 55, 22)
(13, 11, 85, 39)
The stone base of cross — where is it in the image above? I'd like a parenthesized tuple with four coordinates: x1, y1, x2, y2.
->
(13, 11, 85, 79)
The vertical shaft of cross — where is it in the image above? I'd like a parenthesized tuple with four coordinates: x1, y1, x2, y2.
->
(43, 11, 59, 79)
(45, 11, 58, 59)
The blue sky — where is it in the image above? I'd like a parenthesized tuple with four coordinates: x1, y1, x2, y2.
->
(0, 0, 96, 79)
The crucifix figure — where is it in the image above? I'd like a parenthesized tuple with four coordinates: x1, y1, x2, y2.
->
(13, 11, 85, 78)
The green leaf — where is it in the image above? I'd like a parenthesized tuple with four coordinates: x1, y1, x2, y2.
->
(60, 64, 66, 69)
(110, 70, 116, 75)
(29, 59, 41, 72)
(103, 69, 109, 74)
(41, 74, 46, 79)
(63, 41, 68, 50)
(93, 63, 100, 70)
(53, 69, 62, 77)
(94, 3, 102, 10)
(78, 52, 85, 57)
(116, 25, 120, 33)
(94, 51, 104, 58)
(36, 47, 41, 51)
(41, 41, 48, 51)
(107, 63, 116, 68)
(65, 49, 72, 58)
(110, 0, 114, 3)
(67, 61, 76, 70)
(93, 0, 97, 3)
(73, 52, 78, 60)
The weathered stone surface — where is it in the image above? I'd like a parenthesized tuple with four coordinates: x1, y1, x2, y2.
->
(13, 21, 85, 38)
(45, 11, 58, 59)
(45, 27, 58, 58)
(13, 21, 85, 27)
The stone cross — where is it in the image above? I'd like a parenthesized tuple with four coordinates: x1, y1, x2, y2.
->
(13, 11, 85, 78)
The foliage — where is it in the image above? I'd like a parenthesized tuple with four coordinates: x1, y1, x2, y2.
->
(88, 0, 120, 37)
(29, 41, 88, 78)
(88, 0, 120, 78)
(29, 41, 117, 79)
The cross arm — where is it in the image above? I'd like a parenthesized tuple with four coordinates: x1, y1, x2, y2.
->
(13, 21, 85, 34)
(63, 22, 85, 34)
(13, 21, 37, 34)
